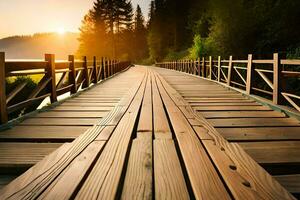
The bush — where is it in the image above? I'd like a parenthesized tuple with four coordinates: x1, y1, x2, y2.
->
(6, 76, 41, 119)
(189, 34, 217, 59)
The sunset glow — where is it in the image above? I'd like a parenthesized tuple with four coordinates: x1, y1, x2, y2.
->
(57, 27, 66, 35)
(0, 0, 148, 39)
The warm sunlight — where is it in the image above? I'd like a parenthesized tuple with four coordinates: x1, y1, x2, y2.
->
(57, 27, 66, 35)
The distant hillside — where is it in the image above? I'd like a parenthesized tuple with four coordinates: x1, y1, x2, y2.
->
(0, 32, 79, 59)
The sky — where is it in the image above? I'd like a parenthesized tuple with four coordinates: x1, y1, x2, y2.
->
(0, 0, 150, 39)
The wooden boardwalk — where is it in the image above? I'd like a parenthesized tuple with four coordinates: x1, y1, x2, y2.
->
(0, 66, 299, 199)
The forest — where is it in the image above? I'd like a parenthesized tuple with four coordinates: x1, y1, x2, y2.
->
(78, 0, 300, 62)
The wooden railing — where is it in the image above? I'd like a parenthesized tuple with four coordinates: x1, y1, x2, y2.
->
(0, 52, 131, 124)
(156, 53, 300, 112)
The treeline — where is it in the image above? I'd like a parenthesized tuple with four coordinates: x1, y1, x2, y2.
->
(0, 33, 79, 59)
(77, 0, 147, 61)
(78, 0, 300, 62)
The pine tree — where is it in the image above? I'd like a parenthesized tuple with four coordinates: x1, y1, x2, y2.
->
(133, 5, 148, 60)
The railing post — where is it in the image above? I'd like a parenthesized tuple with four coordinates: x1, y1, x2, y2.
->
(82, 56, 89, 88)
(227, 55, 233, 85)
(68, 55, 77, 94)
(92, 56, 98, 84)
(0, 52, 8, 124)
(217, 56, 221, 82)
(101, 57, 104, 80)
(197, 58, 201, 76)
(45, 54, 57, 103)
(246, 54, 253, 94)
(209, 56, 212, 79)
(104, 58, 108, 79)
(202, 57, 206, 77)
(273, 53, 283, 105)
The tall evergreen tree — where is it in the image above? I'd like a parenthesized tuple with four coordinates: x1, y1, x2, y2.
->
(133, 5, 148, 60)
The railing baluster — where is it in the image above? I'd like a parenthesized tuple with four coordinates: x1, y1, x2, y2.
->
(273, 53, 283, 105)
(82, 56, 89, 88)
(217, 56, 221, 82)
(68, 55, 77, 94)
(227, 55, 233, 85)
(246, 54, 253, 94)
(45, 54, 57, 103)
(92, 56, 98, 84)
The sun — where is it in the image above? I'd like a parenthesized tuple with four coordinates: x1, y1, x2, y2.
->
(57, 27, 66, 35)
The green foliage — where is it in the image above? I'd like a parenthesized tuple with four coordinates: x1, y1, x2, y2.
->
(287, 47, 300, 59)
(163, 49, 189, 61)
(189, 34, 217, 59)
(6, 76, 40, 119)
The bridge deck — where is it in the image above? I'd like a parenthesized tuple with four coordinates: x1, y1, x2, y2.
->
(0, 66, 299, 199)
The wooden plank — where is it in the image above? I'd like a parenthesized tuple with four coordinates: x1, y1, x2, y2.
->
(0, 126, 89, 141)
(217, 127, 300, 141)
(38, 141, 105, 200)
(238, 141, 300, 164)
(208, 118, 300, 127)
(194, 105, 272, 111)
(152, 72, 172, 139)
(154, 73, 230, 199)
(201, 111, 286, 119)
(189, 102, 259, 106)
(60, 102, 117, 107)
(0, 68, 146, 199)
(154, 139, 189, 200)
(122, 137, 152, 200)
(202, 140, 295, 199)
(0, 143, 62, 168)
(20, 118, 98, 126)
(121, 72, 153, 199)
(75, 72, 147, 199)
(52, 106, 112, 111)
(34, 111, 108, 118)
(154, 67, 295, 199)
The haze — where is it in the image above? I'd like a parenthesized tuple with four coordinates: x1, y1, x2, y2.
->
(0, 0, 149, 39)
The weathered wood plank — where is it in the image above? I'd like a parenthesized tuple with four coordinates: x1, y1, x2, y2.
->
(0, 68, 146, 199)
(122, 137, 152, 200)
(0, 143, 62, 169)
(208, 118, 300, 127)
(38, 141, 105, 200)
(238, 141, 300, 164)
(154, 72, 230, 199)
(194, 105, 272, 111)
(75, 72, 147, 199)
(201, 111, 286, 118)
(20, 118, 98, 126)
(154, 139, 189, 200)
(34, 111, 108, 118)
(217, 127, 300, 141)
(0, 126, 89, 141)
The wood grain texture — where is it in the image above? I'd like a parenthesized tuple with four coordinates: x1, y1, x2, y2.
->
(154, 139, 189, 200)
(154, 67, 296, 200)
(154, 72, 230, 200)
(122, 137, 152, 200)
(75, 72, 147, 200)
(38, 141, 105, 200)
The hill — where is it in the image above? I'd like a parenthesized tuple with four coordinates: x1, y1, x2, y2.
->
(0, 32, 79, 60)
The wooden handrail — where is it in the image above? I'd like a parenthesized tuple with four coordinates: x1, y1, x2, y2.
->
(156, 52, 300, 112)
(0, 52, 131, 124)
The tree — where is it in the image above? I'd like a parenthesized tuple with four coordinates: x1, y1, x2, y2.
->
(78, 0, 135, 59)
(133, 5, 148, 61)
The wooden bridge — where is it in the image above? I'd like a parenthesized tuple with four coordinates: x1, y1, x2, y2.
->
(0, 52, 299, 199)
